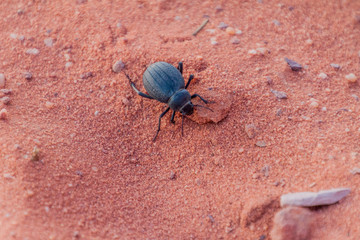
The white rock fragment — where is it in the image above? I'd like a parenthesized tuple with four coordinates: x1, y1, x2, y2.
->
(230, 37, 240, 44)
(280, 188, 351, 207)
(112, 60, 125, 73)
(345, 73, 357, 83)
(26, 48, 40, 55)
(0, 73, 5, 88)
(0, 108, 8, 119)
(210, 37, 218, 45)
(235, 29, 242, 35)
(44, 38, 54, 47)
(10, 33, 18, 39)
(65, 62, 73, 68)
(305, 39, 313, 45)
(248, 49, 257, 55)
(318, 72, 327, 79)
(205, 29, 216, 34)
(330, 63, 340, 70)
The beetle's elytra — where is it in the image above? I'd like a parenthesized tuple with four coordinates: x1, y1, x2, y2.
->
(125, 61, 210, 141)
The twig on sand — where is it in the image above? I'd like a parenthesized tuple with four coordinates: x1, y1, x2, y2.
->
(192, 19, 209, 36)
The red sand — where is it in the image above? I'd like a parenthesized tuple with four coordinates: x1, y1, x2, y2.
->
(1, 0, 360, 239)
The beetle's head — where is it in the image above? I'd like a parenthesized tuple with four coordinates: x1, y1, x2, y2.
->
(169, 89, 194, 115)
(179, 101, 194, 115)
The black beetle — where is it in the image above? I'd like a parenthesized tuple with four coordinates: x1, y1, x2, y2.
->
(125, 61, 210, 141)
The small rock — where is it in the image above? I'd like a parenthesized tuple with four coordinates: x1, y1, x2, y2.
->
(330, 63, 340, 70)
(31, 147, 40, 161)
(187, 91, 232, 124)
(26, 48, 40, 55)
(284, 58, 302, 71)
(45, 101, 55, 109)
(206, 29, 216, 34)
(0, 89, 12, 95)
(230, 37, 240, 44)
(210, 37, 218, 45)
(121, 97, 130, 106)
(24, 72, 33, 80)
(270, 207, 313, 240)
(0, 73, 5, 88)
(44, 38, 54, 47)
(305, 39, 313, 45)
(226, 27, 235, 35)
(280, 188, 351, 207)
(318, 72, 327, 79)
(351, 94, 359, 101)
(10, 33, 17, 39)
(0, 96, 10, 105)
(65, 62, 73, 68)
(248, 49, 257, 55)
(273, 20, 281, 26)
(256, 47, 268, 55)
(218, 22, 228, 30)
(244, 124, 256, 139)
(235, 29, 242, 35)
(271, 89, 288, 99)
(94, 111, 99, 116)
(350, 168, 360, 174)
(215, 5, 223, 12)
(80, 72, 94, 79)
(3, 173, 15, 179)
(256, 141, 267, 148)
(309, 101, 319, 108)
(261, 165, 270, 177)
(0, 108, 8, 119)
(112, 60, 125, 73)
(170, 171, 176, 180)
(345, 73, 357, 83)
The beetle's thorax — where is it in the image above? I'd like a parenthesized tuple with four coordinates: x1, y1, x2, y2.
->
(168, 89, 194, 115)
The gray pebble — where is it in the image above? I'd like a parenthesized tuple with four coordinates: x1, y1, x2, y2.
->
(271, 89, 288, 99)
(80, 72, 94, 79)
(112, 60, 125, 73)
(0, 73, 5, 88)
(26, 48, 40, 55)
(330, 63, 340, 70)
(24, 72, 32, 80)
(218, 22, 228, 30)
(351, 94, 359, 101)
(44, 38, 54, 47)
(284, 57, 302, 71)
(256, 141, 267, 147)
(273, 20, 281, 26)
(230, 37, 240, 44)
(0, 89, 12, 95)
(0, 96, 10, 105)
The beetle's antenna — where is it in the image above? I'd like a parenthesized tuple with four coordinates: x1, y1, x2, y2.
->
(194, 104, 214, 112)
(123, 72, 133, 84)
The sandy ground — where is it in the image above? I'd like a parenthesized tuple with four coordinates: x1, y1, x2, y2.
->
(1, 0, 360, 239)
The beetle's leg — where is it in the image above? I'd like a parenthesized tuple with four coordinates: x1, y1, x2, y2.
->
(124, 72, 154, 99)
(177, 62, 183, 74)
(153, 107, 171, 141)
(191, 93, 208, 104)
(185, 74, 194, 89)
(170, 111, 176, 124)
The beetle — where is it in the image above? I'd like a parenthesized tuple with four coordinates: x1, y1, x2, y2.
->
(125, 61, 211, 141)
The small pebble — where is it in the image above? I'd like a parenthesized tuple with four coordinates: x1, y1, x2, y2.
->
(92, 166, 98, 172)
(210, 37, 218, 45)
(256, 141, 267, 148)
(80, 72, 93, 79)
(256, 47, 268, 55)
(24, 72, 33, 80)
(0, 73, 5, 88)
(230, 37, 240, 44)
(26, 189, 35, 197)
(10, 33, 18, 39)
(65, 62, 73, 68)
(205, 29, 216, 34)
(215, 5, 223, 12)
(350, 168, 360, 175)
(318, 72, 327, 79)
(94, 110, 99, 116)
(0, 108, 8, 119)
(218, 22, 228, 30)
(305, 39, 313, 45)
(45, 101, 55, 109)
(226, 27, 235, 35)
(112, 60, 125, 73)
(3, 173, 15, 179)
(271, 89, 288, 99)
(345, 73, 357, 83)
(170, 171, 176, 180)
(26, 48, 40, 55)
(0, 96, 10, 105)
(245, 124, 256, 139)
(284, 58, 302, 71)
(31, 147, 40, 161)
(44, 38, 54, 47)
(122, 97, 130, 106)
(330, 63, 340, 70)
(235, 29, 242, 35)
(309, 99, 319, 108)
(273, 20, 281, 26)
(248, 49, 257, 55)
